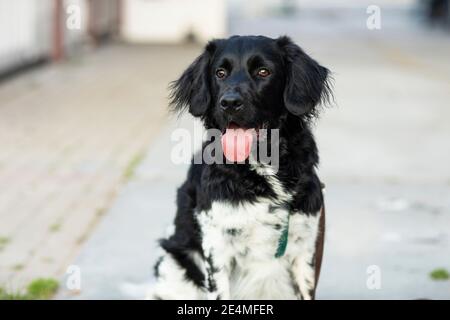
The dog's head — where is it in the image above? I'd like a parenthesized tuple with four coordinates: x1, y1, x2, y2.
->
(170, 35, 331, 129)
(170, 35, 332, 161)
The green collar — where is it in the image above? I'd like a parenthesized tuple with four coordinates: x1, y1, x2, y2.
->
(274, 213, 290, 258)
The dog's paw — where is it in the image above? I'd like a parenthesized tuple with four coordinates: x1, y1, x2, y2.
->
(292, 180, 323, 214)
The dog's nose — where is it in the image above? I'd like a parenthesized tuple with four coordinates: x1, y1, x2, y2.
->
(220, 93, 243, 114)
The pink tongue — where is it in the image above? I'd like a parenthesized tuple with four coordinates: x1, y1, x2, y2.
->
(221, 126, 254, 162)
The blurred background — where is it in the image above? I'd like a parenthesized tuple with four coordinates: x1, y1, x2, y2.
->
(0, 0, 449, 300)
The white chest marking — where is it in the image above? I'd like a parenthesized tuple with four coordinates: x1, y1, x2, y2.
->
(150, 165, 321, 300)
(198, 199, 319, 299)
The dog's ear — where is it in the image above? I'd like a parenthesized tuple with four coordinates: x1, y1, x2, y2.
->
(169, 41, 217, 117)
(276, 36, 332, 117)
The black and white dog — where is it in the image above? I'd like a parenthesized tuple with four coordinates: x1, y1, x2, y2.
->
(150, 35, 332, 300)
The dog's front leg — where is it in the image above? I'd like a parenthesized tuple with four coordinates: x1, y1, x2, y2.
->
(198, 213, 231, 300)
(203, 248, 231, 300)
(290, 209, 323, 300)
(292, 250, 316, 300)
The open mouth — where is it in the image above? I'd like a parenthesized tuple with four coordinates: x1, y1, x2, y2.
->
(220, 121, 267, 163)
(222, 121, 268, 132)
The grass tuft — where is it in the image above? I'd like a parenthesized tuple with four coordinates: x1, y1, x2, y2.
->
(0, 278, 60, 300)
(49, 223, 61, 233)
(123, 151, 145, 180)
(0, 237, 10, 252)
(430, 268, 450, 281)
(11, 264, 24, 271)
(26, 278, 59, 299)
(0, 287, 29, 300)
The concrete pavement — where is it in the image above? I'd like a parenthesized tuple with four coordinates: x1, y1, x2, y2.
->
(0, 43, 202, 292)
(56, 8, 450, 299)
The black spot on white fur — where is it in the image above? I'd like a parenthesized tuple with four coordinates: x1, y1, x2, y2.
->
(225, 228, 242, 236)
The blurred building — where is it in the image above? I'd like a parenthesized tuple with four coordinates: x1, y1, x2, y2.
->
(0, 0, 447, 78)
(0, 0, 227, 78)
(0, 0, 120, 76)
(121, 0, 227, 43)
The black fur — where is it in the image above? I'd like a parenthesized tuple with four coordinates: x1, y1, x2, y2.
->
(157, 35, 332, 289)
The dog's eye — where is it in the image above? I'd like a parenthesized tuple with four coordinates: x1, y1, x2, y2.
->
(257, 68, 271, 78)
(215, 68, 227, 79)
